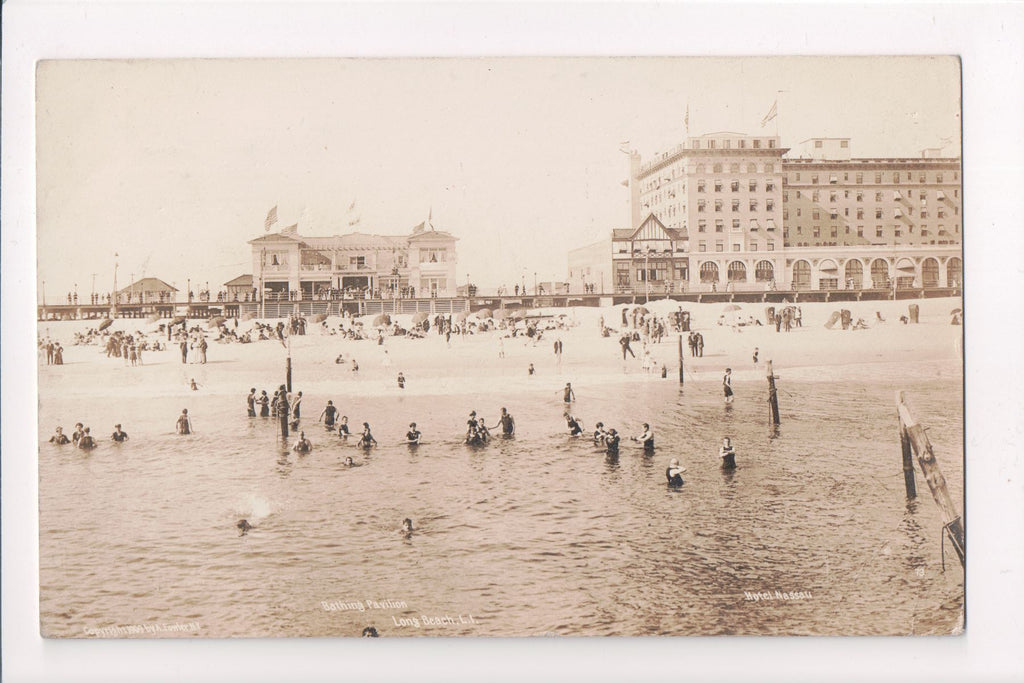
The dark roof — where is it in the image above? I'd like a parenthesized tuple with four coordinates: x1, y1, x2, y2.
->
(613, 214, 688, 241)
(408, 225, 458, 241)
(224, 274, 253, 287)
(247, 232, 305, 245)
(116, 277, 177, 295)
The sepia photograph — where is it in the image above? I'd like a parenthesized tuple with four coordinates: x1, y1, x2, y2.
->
(34, 55, 966, 638)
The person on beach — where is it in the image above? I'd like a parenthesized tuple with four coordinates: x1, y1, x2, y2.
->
(351, 359, 359, 373)
(497, 336, 505, 358)
(563, 382, 576, 403)
(293, 431, 312, 454)
(405, 423, 421, 445)
(71, 423, 85, 447)
(632, 423, 655, 453)
(78, 427, 97, 450)
(111, 424, 129, 442)
(358, 422, 378, 449)
(620, 333, 635, 360)
(338, 416, 351, 438)
(54, 343, 64, 365)
(566, 414, 584, 437)
(49, 426, 70, 445)
(752, 347, 759, 365)
(319, 400, 338, 429)
(176, 409, 192, 435)
(397, 372, 406, 389)
(666, 458, 685, 487)
(593, 422, 607, 444)
(604, 428, 620, 455)
(46, 340, 54, 365)
(497, 407, 516, 436)
(696, 332, 704, 357)
(719, 437, 737, 470)
(190, 378, 199, 391)
(180, 339, 188, 364)
(528, 363, 535, 376)
(723, 368, 734, 403)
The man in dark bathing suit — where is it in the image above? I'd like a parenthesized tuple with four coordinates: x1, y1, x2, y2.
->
(496, 407, 515, 436)
(405, 423, 421, 445)
(111, 424, 129, 442)
(319, 400, 338, 429)
(49, 426, 70, 445)
(247, 388, 257, 418)
(666, 458, 685, 487)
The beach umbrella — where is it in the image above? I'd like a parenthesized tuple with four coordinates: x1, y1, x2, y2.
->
(411, 312, 429, 324)
(455, 311, 469, 322)
(98, 319, 114, 331)
(493, 309, 511, 320)
(509, 309, 525, 319)
(207, 316, 226, 329)
(723, 304, 742, 312)
(146, 313, 160, 323)
(475, 308, 494, 319)
(950, 308, 962, 315)
(171, 315, 187, 326)
(634, 306, 650, 315)
(313, 313, 329, 323)
(242, 312, 258, 321)
(372, 313, 391, 327)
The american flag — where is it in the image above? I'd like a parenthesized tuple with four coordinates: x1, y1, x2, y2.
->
(761, 100, 778, 128)
(264, 206, 278, 232)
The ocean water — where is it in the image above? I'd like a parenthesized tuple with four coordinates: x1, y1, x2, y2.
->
(38, 369, 963, 637)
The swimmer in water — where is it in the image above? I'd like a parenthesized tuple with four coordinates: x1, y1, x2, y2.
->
(566, 414, 583, 437)
(338, 415, 351, 438)
(476, 417, 491, 442)
(405, 423, 421, 445)
(111, 424, 129, 442)
(496, 407, 515, 436)
(293, 431, 312, 453)
(78, 427, 97, 450)
(719, 436, 737, 470)
(604, 428, 620, 455)
(402, 518, 414, 533)
(176, 409, 192, 435)
(593, 422, 607, 444)
(237, 519, 253, 536)
(49, 426, 70, 445)
(359, 422, 377, 449)
(319, 400, 338, 429)
(71, 423, 84, 447)
(723, 368, 734, 404)
(666, 458, 685, 487)
(343, 455, 356, 467)
(631, 422, 654, 453)
(190, 378, 198, 391)
(563, 382, 576, 403)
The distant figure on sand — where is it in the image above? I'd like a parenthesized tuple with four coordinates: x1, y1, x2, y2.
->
(752, 348, 759, 365)
(406, 423, 421, 445)
(719, 437, 737, 470)
(632, 423, 654, 453)
(293, 431, 312, 453)
(190, 378, 199, 391)
(49, 426, 70, 445)
(111, 424, 129, 442)
(497, 407, 516, 436)
(397, 372, 406, 389)
(176, 409, 192, 435)
(723, 368, 734, 403)
(666, 458, 685, 487)
(528, 363, 535, 376)
(620, 333, 635, 360)
(319, 400, 338, 429)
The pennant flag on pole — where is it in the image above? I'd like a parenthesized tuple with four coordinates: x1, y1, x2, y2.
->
(264, 205, 278, 232)
(761, 100, 778, 128)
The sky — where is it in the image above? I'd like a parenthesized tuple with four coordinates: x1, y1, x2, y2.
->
(36, 56, 961, 300)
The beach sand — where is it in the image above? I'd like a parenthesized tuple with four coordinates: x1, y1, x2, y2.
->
(37, 296, 963, 406)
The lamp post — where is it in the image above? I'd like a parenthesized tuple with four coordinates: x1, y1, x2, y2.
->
(534, 272, 538, 296)
(41, 280, 45, 306)
(112, 254, 119, 309)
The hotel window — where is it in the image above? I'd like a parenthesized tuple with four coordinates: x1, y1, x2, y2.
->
(731, 180, 740, 192)
(715, 200, 723, 212)
(782, 208, 789, 220)
(921, 228, 929, 236)
(796, 190, 802, 199)
(698, 200, 706, 212)
(876, 226, 884, 237)
(829, 191, 837, 202)
(723, 140, 731, 149)
(749, 180, 757, 191)
(893, 173, 901, 184)
(730, 163, 740, 173)
(813, 226, 820, 237)
(749, 200, 759, 211)
(716, 242, 725, 252)
(797, 226, 803, 235)
(831, 227, 838, 237)
(732, 199, 741, 212)
(812, 190, 820, 202)
(715, 180, 723, 192)
(955, 224, 960, 233)
(732, 244, 741, 252)
(857, 226, 864, 237)
(840, 140, 849, 148)
(713, 163, 723, 173)
(811, 174, 819, 184)
(697, 180, 706, 192)
(767, 242, 775, 251)
(732, 219, 741, 231)
(796, 208, 802, 217)
(738, 139, 746, 149)
(954, 172, 959, 181)
(894, 229, 901, 237)
(708, 140, 716, 149)
(875, 172, 883, 183)
(813, 210, 821, 220)
(843, 173, 849, 181)
(751, 242, 758, 251)
(856, 172, 864, 184)
(768, 139, 776, 148)
(857, 208, 864, 219)
(783, 191, 789, 201)
(747, 164, 757, 174)
(936, 173, 944, 183)
(753, 139, 761, 149)
(954, 207, 959, 215)
(845, 225, 851, 234)
(766, 181, 775, 192)
(699, 241, 707, 252)
(953, 189, 958, 198)
(795, 172, 801, 181)
(937, 208, 946, 218)
(921, 210, 928, 218)
(875, 191, 883, 201)
(765, 163, 774, 173)
(844, 190, 850, 199)
(844, 208, 850, 216)
(919, 172, 927, 183)
(814, 140, 823, 148)
(856, 191, 864, 202)
(830, 210, 838, 219)
(875, 209, 883, 219)
(715, 220, 724, 232)
(766, 199, 775, 211)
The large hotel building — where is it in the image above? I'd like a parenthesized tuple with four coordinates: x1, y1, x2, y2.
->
(568, 133, 962, 295)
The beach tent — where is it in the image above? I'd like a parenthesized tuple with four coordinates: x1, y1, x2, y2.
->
(170, 316, 187, 326)
(723, 304, 742, 312)
(824, 311, 841, 329)
(207, 316, 226, 329)
(633, 306, 650, 315)
(98, 319, 114, 331)
(475, 308, 494, 319)
(372, 314, 391, 327)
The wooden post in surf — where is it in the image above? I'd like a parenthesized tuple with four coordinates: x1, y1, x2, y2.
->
(766, 360, 780, 425)
(896, 393, 964, 568)
(896, 391, 917, 498)
(279, 384, 289, 440)
(677, 334, 684, 384)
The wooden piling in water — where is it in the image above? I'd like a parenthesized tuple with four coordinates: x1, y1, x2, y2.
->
(678, 334, 684, 384)
(896, 391, 917, 498)
(766, 360, 780, 425)
(896, 393, 964, 568)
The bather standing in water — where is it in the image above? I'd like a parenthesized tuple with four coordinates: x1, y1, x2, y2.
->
(338, 415, 351, 438)
(631, 423, 654, 453)
(405, 423, 421, 445)
(359, 422, 378, 449)
(604, 429, 620, 455)
(319, 400, 338, 429)
(666, 458, 685, 487)
(719, 437, 737, 470)
(292, 431, 312, 453)
(49, 426, 70, 445)
(176, 409, 192, 435)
